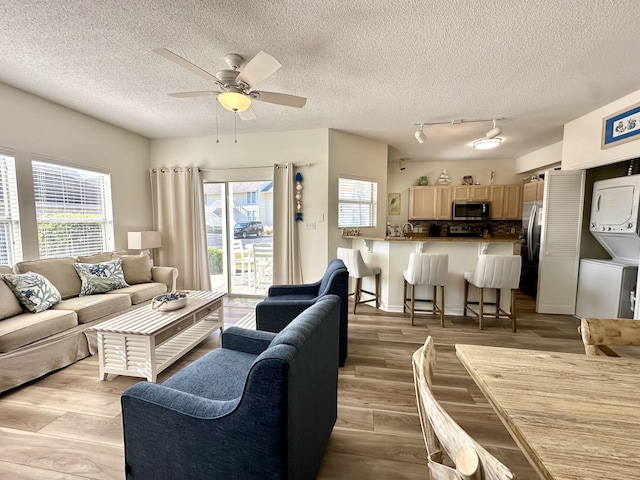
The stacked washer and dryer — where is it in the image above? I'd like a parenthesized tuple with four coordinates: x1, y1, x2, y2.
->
(576, 174, 640, 319)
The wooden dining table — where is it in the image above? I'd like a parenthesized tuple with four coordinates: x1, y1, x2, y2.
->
(455, 344, 640, 480)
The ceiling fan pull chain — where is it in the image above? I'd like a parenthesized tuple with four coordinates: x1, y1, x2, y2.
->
(215, 98, 220, 144)
(234, 112, 238, 143)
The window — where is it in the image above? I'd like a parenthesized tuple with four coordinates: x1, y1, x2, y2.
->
(338, 177, 378, 228)
(0, 151, 22, 265)
(32, 159, 115, 258)
(246, 191, 257, 204)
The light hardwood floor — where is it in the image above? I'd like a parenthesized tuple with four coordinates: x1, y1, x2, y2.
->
(0, 294, 584, 479)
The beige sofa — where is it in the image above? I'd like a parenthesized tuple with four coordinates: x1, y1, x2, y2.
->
(0, 251, 178, 394)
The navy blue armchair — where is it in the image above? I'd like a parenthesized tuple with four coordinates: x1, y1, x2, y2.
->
(121, 295, 341, 480)
(256, 258, 349, 366)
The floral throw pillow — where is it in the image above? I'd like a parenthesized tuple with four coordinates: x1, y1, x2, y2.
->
(2, 272, 62, 313)
(74, 258, 129, 296)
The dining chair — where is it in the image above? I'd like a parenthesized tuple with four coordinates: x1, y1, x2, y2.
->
(579, 317, 640, 356)
(412, 336, 516, 480)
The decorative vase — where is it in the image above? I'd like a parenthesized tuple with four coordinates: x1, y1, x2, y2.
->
(418, 176, 428, 186)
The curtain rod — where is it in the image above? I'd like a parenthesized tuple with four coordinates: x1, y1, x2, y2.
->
(201, 162, 313, 171)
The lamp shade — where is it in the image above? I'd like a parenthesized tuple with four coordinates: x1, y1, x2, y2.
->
(128, 231, 162, 250)
(218, 91, 251, 112)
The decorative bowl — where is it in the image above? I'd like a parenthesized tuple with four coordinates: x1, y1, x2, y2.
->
(151, 292, 188, 311)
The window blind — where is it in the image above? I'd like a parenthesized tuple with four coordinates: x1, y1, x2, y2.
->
(338, 177, 378, 228)
(0, 153, 22, 265)
(32, 160, 115, 258)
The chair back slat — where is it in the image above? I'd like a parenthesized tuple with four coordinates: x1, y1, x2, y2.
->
(412, 337, 516, 480)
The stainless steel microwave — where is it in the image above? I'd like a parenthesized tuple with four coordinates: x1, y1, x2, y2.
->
(452, 201, 491, 220)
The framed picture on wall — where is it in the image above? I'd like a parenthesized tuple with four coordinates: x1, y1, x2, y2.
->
(388, 193, 400, 215)
(602, 101, 640, 149)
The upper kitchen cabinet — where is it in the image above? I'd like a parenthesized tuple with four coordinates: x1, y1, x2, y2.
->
(409, 186, 452, 220)
(523, 180, 544, 202)
(453, 185, 491, 201)
(490, 184, 523, 220)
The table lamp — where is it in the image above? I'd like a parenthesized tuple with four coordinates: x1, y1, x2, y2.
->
(128, 231, 162, 257)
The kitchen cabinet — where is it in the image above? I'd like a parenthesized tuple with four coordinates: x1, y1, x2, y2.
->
(523, 180, 544, 202)
(490, 184, 522, 220)
(409, 186, 452, 220)
(453, 185, 490, 201)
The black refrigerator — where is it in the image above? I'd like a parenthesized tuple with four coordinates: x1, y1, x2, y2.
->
(521, 200, 542, 297)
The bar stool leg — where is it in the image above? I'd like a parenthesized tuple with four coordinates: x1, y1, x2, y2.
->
(354, 277, 361, 314)
(463, 279, 469, 316)
(410, 284, 415, 326)
(440, 285, 445, 327)
(511, 289, 517, 332)
(478, 287, 484, 330)
(495, 289, 501, 318)
(403, 279, 407, 314)
(375, 273, 380, 308)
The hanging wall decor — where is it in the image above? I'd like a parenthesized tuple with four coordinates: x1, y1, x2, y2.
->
(295, 172, 303, 221)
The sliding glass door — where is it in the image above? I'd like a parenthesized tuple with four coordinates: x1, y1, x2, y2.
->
(204, 180, 273, 296)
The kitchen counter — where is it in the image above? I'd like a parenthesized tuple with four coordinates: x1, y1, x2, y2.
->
(344, 235, 522, 243)
(342, 236, 522, 317)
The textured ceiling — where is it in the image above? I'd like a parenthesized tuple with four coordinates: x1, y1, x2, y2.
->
(1, 0, 640, 162)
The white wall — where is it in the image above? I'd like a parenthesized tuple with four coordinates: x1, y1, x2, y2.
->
(516, 141, 562, 174)
(0, 82, 151, 260)
(563, 88, 640, 170)
(329, 130, 389, 256)
(386, 157, 522, 226)
(150, 129, 330, 281)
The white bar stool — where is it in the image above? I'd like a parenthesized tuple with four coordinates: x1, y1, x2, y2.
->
(337, 247, 381, 314)
(463, 254, 522, 331)
(403, 253, 448, 326)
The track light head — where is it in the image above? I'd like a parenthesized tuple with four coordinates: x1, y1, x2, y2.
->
(485, 119, 502, 139)
(415, 125, 426, 144)
(399, 159, 406, 171)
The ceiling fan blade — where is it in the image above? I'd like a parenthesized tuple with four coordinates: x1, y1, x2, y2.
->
(153, 48, 221, 84)
(167, 91, 218, 98)
(252, 91, 307, 108)
(235, 51, 282, 88)
(238, 106, 257, 121)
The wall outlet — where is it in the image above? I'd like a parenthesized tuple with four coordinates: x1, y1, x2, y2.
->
(305, 222, 316, 230)
(317, 213, 325, 222)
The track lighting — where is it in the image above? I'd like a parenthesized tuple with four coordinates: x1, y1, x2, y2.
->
(399, 159, 406, 171)
(411, 118, 504, 149)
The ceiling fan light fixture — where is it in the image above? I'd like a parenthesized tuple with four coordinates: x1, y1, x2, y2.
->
(472, 137, 502, 150)
(415, 125, 426, 144)
(218, 91, 251, 112)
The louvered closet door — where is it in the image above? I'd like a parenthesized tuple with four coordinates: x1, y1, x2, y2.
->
(537, 169, 586, 314)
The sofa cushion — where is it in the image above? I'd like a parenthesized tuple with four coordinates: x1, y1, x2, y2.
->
(2, 272, 62, 313)
(77, 250, 127, 263)
(74, 258, 129, 296)
(116, 254, 153, 284)
(107, 282, 167, 305)
(0, 266, 23, 320)
(0, 309, 78, 353)
(53, 293, 131, 324)
(14, 257, 81, 299)
(262, 293, 316, 303)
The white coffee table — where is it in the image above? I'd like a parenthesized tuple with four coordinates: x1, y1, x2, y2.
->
(92, 290, 225, 382)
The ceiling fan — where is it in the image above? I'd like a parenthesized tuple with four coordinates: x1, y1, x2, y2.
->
(153, 48, 307, 120)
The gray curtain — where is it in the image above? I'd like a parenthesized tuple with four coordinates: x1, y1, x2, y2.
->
(272, 163, 303, 284)
(150, 167, 211, 291)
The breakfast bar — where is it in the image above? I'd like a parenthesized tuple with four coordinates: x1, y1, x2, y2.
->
(344, 236, 522, 314)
